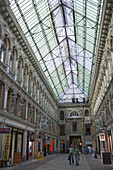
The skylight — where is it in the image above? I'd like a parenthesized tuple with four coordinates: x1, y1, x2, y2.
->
(9, 0, 103, 103)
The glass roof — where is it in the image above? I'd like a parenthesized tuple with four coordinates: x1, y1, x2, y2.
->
(9, 0, 103, 103)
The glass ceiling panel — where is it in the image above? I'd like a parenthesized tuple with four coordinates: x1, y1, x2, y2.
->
(9, 0, 103, 103)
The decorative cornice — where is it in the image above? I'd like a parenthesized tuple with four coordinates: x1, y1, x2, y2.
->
(90, 0, 113, 102)
(58, 103, 90, 109)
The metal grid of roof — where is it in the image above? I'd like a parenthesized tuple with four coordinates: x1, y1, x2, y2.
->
(9, 0, 103, 103)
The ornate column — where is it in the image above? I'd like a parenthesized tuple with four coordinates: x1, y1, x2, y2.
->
(34, 108, 36, 124)
(14, 57, 19, 81)
(22, 130, 27, 161)
(3, 83, 9, 111)
(11, 131, 15, 164)
(26, 74, 29, 93)
(21, 65, 24, 87)
(18, 96, 24, 117)
(37, 87, 39, 104)
(34, 131, 38, 158)
(30, 78, 33, 97)
(34, 83, 36, 100)
(0, 35, 3, 61)
(25, 101, 28, 120)
(11, 90, 17, 115)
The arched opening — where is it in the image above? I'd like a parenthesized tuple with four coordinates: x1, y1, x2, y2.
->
(85, 109, 89, 116)
(60, 111, 64, 120)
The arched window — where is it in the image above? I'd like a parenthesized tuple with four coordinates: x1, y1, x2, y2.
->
(36, 81, 39, 101)
(39, 86, 42, 103)
(24, 65, 28, 87)
(33, 77, 36, 97)
(18, 60, 21, 80)
(70, 111, 79, 117)
(60, 111, 64, 120)
(1, 36, 10, 65)
(28, 71, 32, 92)
(17, 57, 23, 81)
(84, 109, 89, 116)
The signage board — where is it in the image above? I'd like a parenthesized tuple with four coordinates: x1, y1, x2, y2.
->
(99, 133, 105, 141)
(84, 146, 88, 153)
(46, 139, 51, 145)
(102, 152, 111, 164)
(37, 152, 43, 160)
(0, 128, 11, 134)
(3, 134, 11, 161)
(14, 152, 21, 164)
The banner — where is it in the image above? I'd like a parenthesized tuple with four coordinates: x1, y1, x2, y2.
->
(46, 139, 51, 145)
(14, 152, 21, 164)
(49, 140, 53, 152)
(3, 134, 11, 161)
(99, 133, 105, 141)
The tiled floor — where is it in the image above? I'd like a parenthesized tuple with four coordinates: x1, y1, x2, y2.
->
(1, 154, 113, 170)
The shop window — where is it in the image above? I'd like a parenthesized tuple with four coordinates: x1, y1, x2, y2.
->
(85, 109, 89, 116)
(73, 122, 77, 132)
(17, 134, 22, 152)
(60, 111, 64, 120)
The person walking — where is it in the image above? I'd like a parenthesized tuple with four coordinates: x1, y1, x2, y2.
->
(91, 145, 95, 160)
(74, 145, 79, 166)
(68, 144, 74, 165)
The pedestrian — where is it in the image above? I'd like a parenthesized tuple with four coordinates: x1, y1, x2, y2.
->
(68, 144, 74, 165)
(74, 145, 79, 166)
(91, 145, 95, 160)
(29, 146, 32, 156)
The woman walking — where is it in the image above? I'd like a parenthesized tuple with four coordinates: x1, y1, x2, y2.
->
(68, 145, 74, 165)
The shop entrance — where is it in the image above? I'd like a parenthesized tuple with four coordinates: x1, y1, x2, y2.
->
(60, 140, 65, 153)
(28, 133, 34, 159)
(14, 131, 23, 163)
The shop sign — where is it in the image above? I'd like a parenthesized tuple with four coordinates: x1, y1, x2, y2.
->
(102, 152, 111, 164)
(84, 146, 88, 153)
(3, 134, 11, 161)
(14, 152, 21, 164)
(46, 139, 51, 145)
(0, 128, 11, 134)
(99, 133, 105, 141)
(30, 134, 34, 141)
(37, 152, 43, 161)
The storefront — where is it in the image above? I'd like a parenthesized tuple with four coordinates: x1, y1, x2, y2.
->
(0, 126, 24, 167)
(27, 132, 35, 159)
(60, 140, 65, 153)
